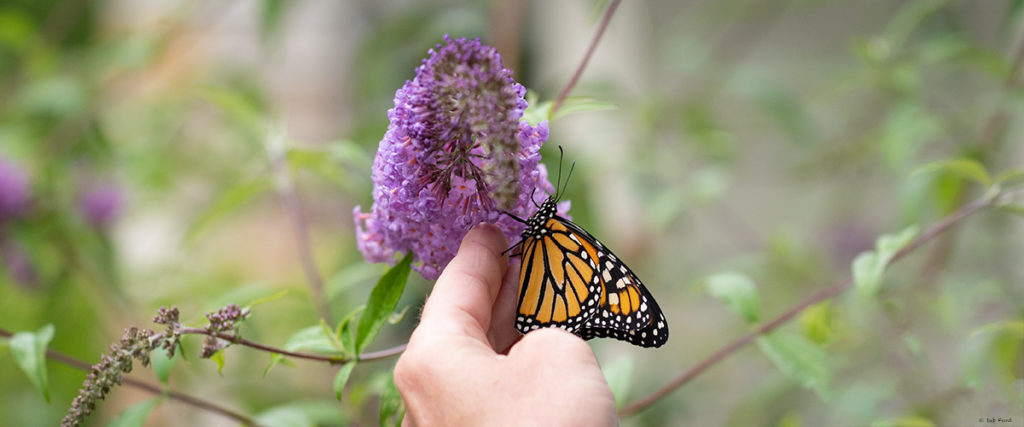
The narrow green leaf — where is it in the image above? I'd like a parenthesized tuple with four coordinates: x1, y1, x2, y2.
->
(107, 398, 159, 427)
(601, 357, 635, 407)
(550, 97, 618, 121)
(320, 320, 345, 353)
(356, 253, 413, 355)
(339, 307, 364, 355)
(186, 178, 273, 241)
(521, 91, 551, 126)
(286, 147, 347, 187)
(387, 306, 410, 325)
(283, 325, 345, 354)
(255, 405, 313, 427)
(151, 348, 175, 384)
(853, 251, 882, 296)
(996, 203, 1024, 217)
(875, 225, 920, 260)
(914, 158, 991, 189)
(379, 376, 404, 427)
(869, 415, 935, 427)
(801, 301, 834, 345)
(246, 290, 289, 310)
(210, 350, 226, 375)
(756, 332, 831, 399)
(854, 225, 920, 297)
(9, 324, 54, 402)
(994, 168, 1024, 187)
(332, 361, 357, 401)
(705, 272, 760, 324)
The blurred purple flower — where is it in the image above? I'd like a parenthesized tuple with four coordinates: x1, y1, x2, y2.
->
(354, 36, 568, 279)
(1, 240, 38, 288)
(0, 156, 29, 223)
(78, 184, 122, 229)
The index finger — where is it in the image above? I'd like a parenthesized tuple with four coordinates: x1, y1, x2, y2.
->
(416, 223, 510, 345)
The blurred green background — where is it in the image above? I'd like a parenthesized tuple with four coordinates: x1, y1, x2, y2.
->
(1, 0, 1022, 426)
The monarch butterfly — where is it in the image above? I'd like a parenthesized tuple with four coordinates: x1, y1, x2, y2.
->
(504, 150, 668, 348)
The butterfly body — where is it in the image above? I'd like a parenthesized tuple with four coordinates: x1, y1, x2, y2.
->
(510, 197, 669, 348)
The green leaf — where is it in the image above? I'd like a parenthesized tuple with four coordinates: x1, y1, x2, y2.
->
(853, 225, 920, 297)
(521, 91, 551, 126)
(550, 97, 618, 121)
(332, 361, 357, 401)
(800, 301, 834, 345)
(210, 350, 226, 375)
(876, 225, 920, 260)
(286, 147, 347, 187)
(996, 203, 1024, 217)
(914, 158, 992, 189)
(853, 251, 883, 296)
(388, 306, 410, 325)
(9, 324, 54, 402)
(756, 332, 831, 399)
(705, 272, 760, 324)
(246, 290, 289, 311)
(107, 399, 159, 427)
(259, 0, 286, 40)
(151, 348, 175, 384)
(186, 178, 273, 241)
(282, 325, 345, 354)
(601, 357, 635, 407)
(339, 307, 364, 355)
(356, 253, 413, 355)
(994, 168, 1024, 187)
(870, 415, 935, 427)
(379, 376, 404, 427)
(255, 406, 314, 427)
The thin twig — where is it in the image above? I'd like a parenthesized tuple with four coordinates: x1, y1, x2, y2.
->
(0, 328, 257, 426)
(265, 131, 334, 325)
(618, 195, 996, 417)
(549, 0, 622, 117)
(181, 328, 406, 363)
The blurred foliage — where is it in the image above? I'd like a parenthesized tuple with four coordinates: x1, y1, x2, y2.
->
(0, 0, 1022, 426)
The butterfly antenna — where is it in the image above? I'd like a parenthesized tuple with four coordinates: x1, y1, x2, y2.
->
(555, 146, 564, 194)
(558, 160, 576, 201)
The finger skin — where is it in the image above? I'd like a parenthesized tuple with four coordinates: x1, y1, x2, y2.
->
(488, 257, 524, 353)
(417, 223, 508, 345)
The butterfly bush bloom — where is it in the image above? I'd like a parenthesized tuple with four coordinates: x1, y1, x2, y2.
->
(0, 155, 29, 223)
(78, 183, 122, 229)
(354, 36, 568, 279)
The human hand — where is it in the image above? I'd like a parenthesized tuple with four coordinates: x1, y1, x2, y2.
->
(393, 223, 618, 426)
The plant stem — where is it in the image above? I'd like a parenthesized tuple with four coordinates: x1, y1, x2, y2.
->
(266, 131, 334, 325)
(181, 327, 406, 363)
(618, 194, 996, 418)
(549, 0, 622, 117)
(0, 328, 257, 426)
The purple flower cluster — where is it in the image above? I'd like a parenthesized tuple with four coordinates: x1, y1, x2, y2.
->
(200, 304, 250, 358)
(63, 326, 157, 427)
(78, 184, 122, 229)
(0, 155, 29, 223)
(354, 36, 568, 279)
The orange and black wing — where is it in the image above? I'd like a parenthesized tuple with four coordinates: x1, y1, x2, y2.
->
(514, 217, 602, 334)
(557, 217, 669, 348)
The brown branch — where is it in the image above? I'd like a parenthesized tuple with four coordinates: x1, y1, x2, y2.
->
(266, 134, 333, 325)
(618, 194, 996, 417)
(549, 0, 622, 117)
(0, 328, 256, 425)
(182, 328, 406, 363)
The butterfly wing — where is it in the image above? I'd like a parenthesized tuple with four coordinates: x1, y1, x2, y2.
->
(514, 218, 602, 334)
(557, 217, 669, 348)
